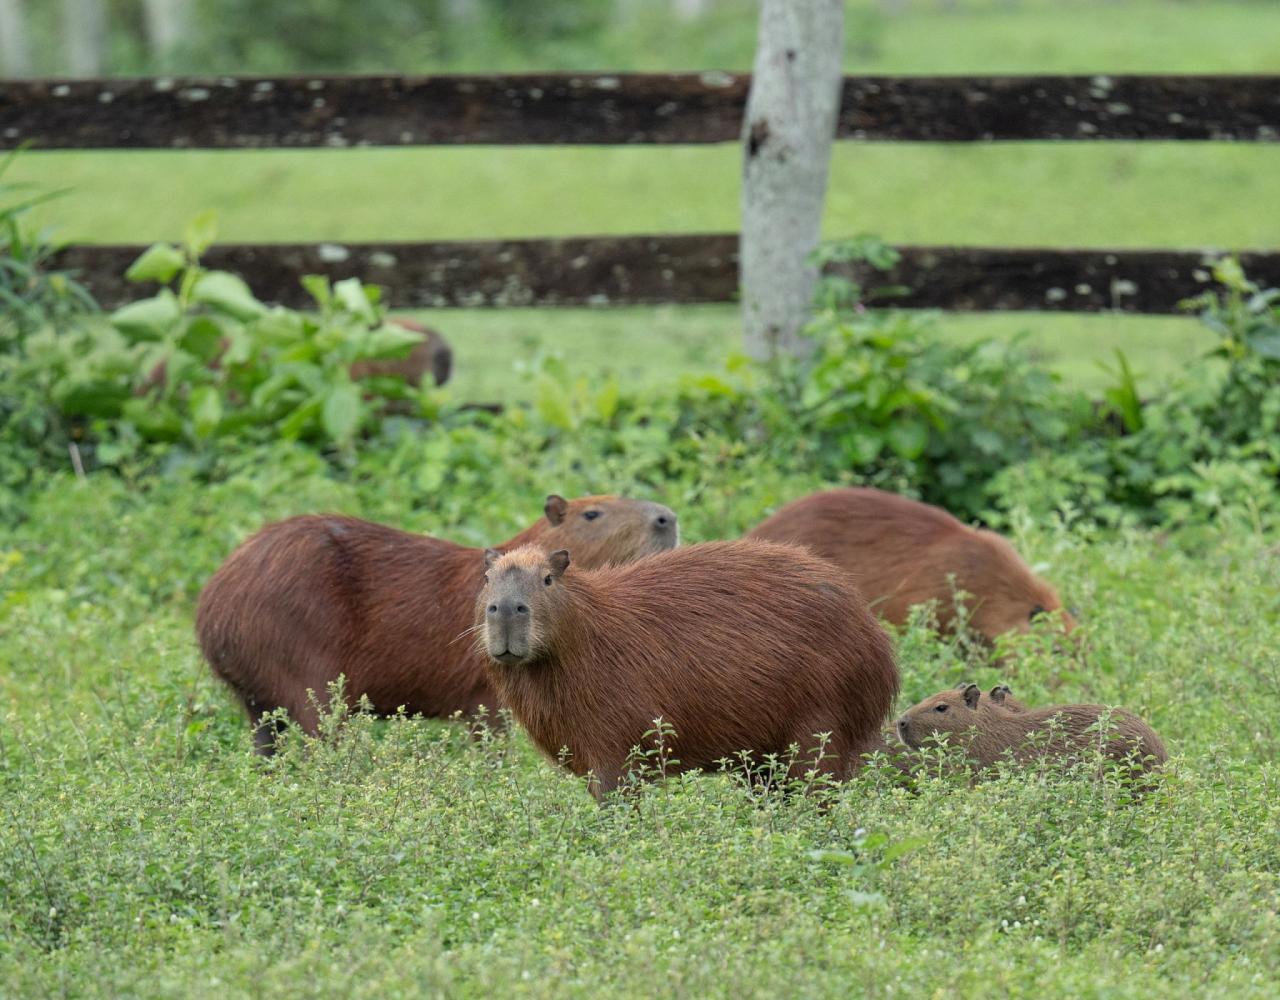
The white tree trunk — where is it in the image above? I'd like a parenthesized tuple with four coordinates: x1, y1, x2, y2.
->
(739, 0, 844, 360)
(0, 0, 31, 76)
(62, 0, 107, 77)
(142, 0, 188, 65)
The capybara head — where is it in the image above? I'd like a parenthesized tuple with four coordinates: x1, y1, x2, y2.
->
(479, 546, 571, 666)
(528, 494, 677, 568)
(968, 531, 1077, 639)
(895, 684, 985, 750)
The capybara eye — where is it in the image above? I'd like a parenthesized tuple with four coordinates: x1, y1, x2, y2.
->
(583, 510, 600, 521)
(544, 574, 553, 586)
(487, 605, 497, 614)
(1029, 604, 1046, 621)
(935, 704, 948, 713)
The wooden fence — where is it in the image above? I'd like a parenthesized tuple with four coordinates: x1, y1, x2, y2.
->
(3, 73, 1278, 311)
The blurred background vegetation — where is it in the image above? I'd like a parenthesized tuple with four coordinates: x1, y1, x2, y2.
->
(6, 0, 1279, 400)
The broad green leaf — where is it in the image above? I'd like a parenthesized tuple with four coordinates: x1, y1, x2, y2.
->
(192, 271, 266, 321)
(179, 316, 225, 363)
(52, 380, 129, 418)
(109, 290, 181, 342)
(1247, 329, 1280, 360)
(333, 277, 377, 323)
(122, 397, 184, 440)
(886, 419, 928, 460)
(189, 385, 223, 438)
(841, 429, 883, 465)
(594, 376, 621, 424)
(125, 243, 185, 284)
(221, 327, 253, 366)
(300, 274, 331, 308)
(321, 382, 363, 443)
(535, 375, 575, 431)
(363, 323, 424, 359)
(183, 210, 218, 257)
(278, 397, 322, 441)
(253, 307, 306, 346)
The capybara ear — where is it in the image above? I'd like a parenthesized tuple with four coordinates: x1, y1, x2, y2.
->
(544, 494, 569, 526)
(955, 680, 975, 691)
(548, 549, 571, 578)
(962, 683, 982, 709)
(484, 548, 502, 570)
(989, 684, 1011, 704)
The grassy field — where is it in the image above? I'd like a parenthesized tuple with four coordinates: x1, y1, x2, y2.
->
(14, 0, 1280, 398)
(2, 461, 1278, 997)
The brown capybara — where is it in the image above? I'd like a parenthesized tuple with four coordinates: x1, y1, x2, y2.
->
(747, 487, 1074, 642)
(349, 319, 453, 388)
(197, 494, 678, 752)
(895, 684, 1166, 774)
(141, 318, 452, 395)
(475, 540, 900, 800)
(860, 684, 1024, 776)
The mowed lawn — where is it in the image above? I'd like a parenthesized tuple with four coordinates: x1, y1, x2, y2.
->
(13, 0, 1280, 398)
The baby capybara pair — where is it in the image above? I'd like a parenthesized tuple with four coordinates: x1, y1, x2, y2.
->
(197, 493, 678, 750)
(750, 487, 1073, 642)
(895, 684, 1166, 774)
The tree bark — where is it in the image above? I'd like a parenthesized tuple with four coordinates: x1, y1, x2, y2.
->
(740, 0, 844, 360)
(0, 0, 31, 77)
(62, 0, 108, 77)
(142, 0, 188, 67)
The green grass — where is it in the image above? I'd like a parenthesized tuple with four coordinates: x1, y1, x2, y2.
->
(2, 462, 1278, 997)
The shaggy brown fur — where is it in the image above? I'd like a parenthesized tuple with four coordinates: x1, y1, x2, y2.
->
(476, 540, 900, 800)
(748, 487, 1073, 642)
(895, 684, 1166, 773)
(197, 494, 677, 751)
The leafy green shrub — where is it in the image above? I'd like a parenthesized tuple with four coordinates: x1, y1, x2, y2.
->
(991, 257, 1280, 528)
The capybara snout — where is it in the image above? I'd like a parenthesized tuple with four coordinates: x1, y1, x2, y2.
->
(480, 547, 570, 665)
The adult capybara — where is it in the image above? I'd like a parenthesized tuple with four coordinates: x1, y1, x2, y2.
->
(476, 540, 900, 800)
(197, 494, 678, 751)
(747, 487, 1074, 642)
(895, 684, 1166, 774)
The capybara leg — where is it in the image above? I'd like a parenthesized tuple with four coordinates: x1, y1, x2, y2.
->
(587, 765, 623, 803)
(247, 701, 286, 757)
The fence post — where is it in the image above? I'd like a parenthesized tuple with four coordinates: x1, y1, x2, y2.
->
(740, 0, 844, 360)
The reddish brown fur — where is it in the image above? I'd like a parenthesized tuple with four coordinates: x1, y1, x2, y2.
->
(895, 685, 1167, 773)
(196, 494, 677, 750)
(748, 487, 1074, 642)
(476, 540, 900, 800)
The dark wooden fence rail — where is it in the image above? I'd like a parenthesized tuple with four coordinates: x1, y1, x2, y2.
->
(8, 73, 1280, 313)
(55, 237, 1280, 314)
(4, 74, 1279, 147)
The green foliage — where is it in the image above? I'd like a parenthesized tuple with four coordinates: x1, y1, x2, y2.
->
(77, 217, 435, 463)
(991, 257, 1280, 529)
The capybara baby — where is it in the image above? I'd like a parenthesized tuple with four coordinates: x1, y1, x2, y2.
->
(476, 540, 900, 800)
(748, 487, 1073, 642)
(895, 684, 1166, 774)
(197, 494, 678, 751)
(861, 684, 1024, 775)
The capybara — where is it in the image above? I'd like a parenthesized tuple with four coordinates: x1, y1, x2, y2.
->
(476, 540, 900, 800)
(747, 487, 1074, 642)
(895, 684, 1166, 774)
(197, 494, 678, 751)
(860, 684, 1024, 776)
(141, 318, 452, 395)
